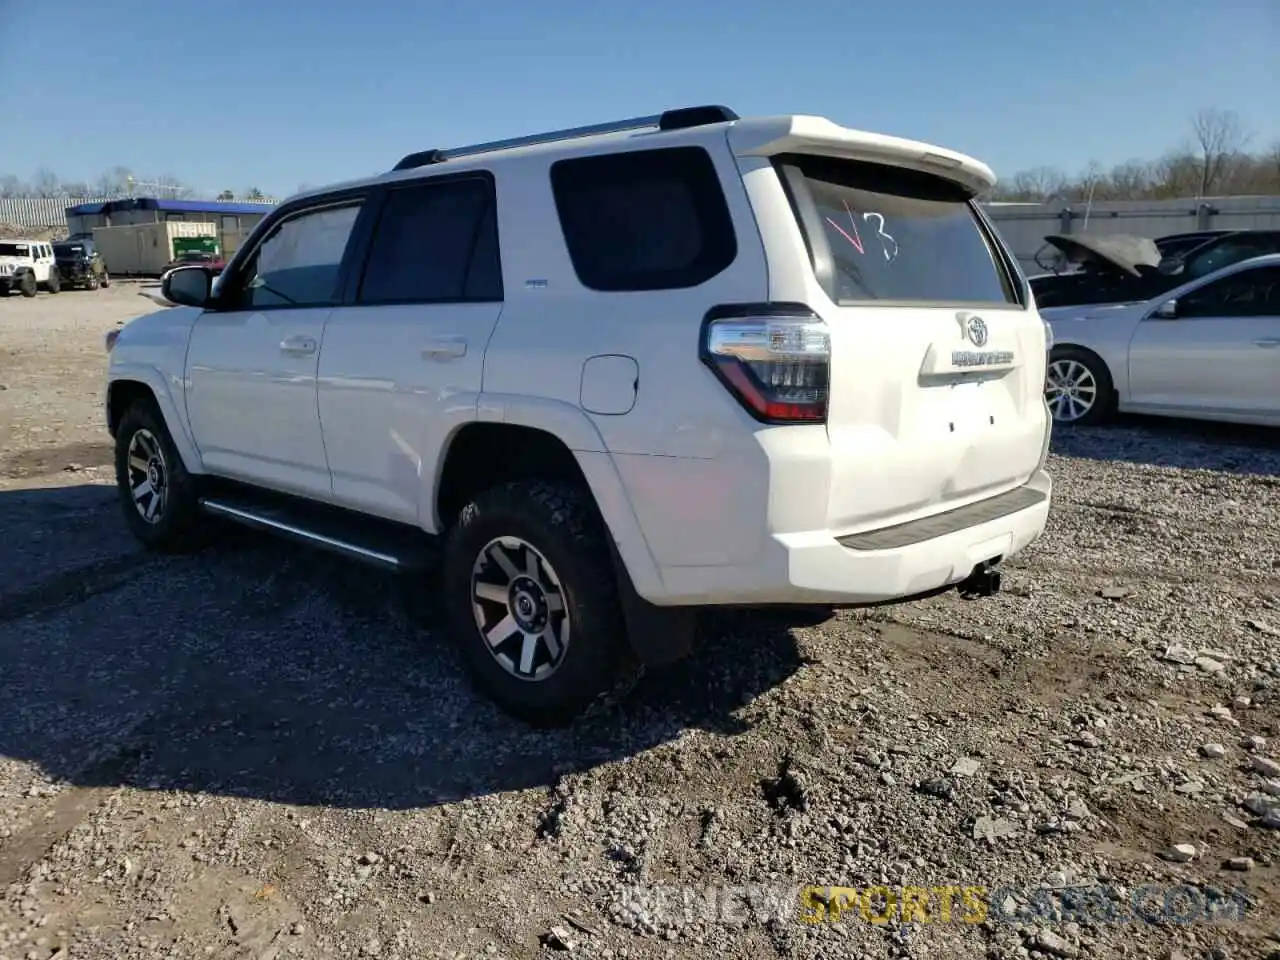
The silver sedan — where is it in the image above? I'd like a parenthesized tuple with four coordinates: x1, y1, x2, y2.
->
(1041, 253, 1280, 427)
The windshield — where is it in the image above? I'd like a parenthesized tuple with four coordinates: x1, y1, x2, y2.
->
(0, 243, 31, 257)
(777, 154, 1019, 306)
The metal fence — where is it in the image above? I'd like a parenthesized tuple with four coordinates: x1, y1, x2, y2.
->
(0, 197, 118, 232)
(984, 195, 1280, 273)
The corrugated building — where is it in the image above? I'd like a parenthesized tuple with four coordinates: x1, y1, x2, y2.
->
(0, 197, 114, 232)
(65, 197, 277, 260)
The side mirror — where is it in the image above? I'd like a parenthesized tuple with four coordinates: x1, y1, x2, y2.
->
(1154, 298, 1178, 320)
(161, 266, 213, 307)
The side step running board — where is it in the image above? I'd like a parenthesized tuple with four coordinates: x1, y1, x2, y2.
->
(198, 497, 436, 573)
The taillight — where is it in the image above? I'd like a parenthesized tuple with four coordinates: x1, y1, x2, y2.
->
(700, 304, 830, 423)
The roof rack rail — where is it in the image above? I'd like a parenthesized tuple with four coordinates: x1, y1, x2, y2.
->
(389, 104, 739, 172)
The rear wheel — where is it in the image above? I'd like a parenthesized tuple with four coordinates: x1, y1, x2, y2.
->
(101, 271, 110, 288)
(19, 273, 37, 297)
(46, 271, 60, 294)
(442, 479, 634, 726)
(1046, 347, 1114, 426)
(114, 400, 204, 551)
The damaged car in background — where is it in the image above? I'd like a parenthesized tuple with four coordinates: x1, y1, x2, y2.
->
(1030, 229, 1280, 310)
(1042, 254, 1280, 426)
(52, 238, 111, 290)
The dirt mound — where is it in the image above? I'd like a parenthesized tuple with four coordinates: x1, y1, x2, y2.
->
(0, 222, 65, 241)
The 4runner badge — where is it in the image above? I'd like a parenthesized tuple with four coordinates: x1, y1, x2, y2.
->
(948, 313, 1011, 367)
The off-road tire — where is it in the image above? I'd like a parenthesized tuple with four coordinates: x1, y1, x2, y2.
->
(114, 399, 205, 552)
(46, 271, 60, 294)
(101, 271, 111, 288)
(87, 273, 100, 290)
(442, 479, 633, 726)
(19, 273, 37, 297)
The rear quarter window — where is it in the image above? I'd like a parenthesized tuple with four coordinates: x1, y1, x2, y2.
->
(776, 154, 1020, 307)
(550, 146, 737, 292)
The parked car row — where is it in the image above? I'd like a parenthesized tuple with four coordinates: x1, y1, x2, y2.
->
(0, 236, 110, 296)
(1037, 225, 1280, 428)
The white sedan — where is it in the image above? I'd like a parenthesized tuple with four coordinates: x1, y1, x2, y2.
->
(1042, 253, 1280, 426)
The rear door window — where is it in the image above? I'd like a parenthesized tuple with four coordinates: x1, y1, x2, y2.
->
(776, 154, 1019, 306)
(357, 176, 502, 304)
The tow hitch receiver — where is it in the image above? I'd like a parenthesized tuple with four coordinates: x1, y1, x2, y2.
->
(957, 561, 1002, 599)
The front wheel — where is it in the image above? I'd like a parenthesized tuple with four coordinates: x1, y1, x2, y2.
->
(87, 273, 100, 290)
(19, 273, 37, 297)
(114, 400, 204, 551)
(1046, 347, 1115, 426)
(442, 479, 634, 726)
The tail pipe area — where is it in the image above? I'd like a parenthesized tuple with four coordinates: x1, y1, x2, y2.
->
(957, 559, 1002, 599)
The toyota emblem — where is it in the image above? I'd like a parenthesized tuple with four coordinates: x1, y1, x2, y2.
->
(965, 316, 989, 347)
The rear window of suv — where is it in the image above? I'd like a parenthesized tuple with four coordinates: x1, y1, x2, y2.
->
(550, 146, 737, 292)
(775, 154, 1019, 307)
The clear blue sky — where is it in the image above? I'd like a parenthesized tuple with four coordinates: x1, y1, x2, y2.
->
(2, 0, 1276, 197)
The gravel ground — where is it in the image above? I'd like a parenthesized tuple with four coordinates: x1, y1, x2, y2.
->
(1, 285, 1278, 960)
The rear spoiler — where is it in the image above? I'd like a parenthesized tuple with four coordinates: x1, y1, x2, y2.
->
(727, 115, 997, 196)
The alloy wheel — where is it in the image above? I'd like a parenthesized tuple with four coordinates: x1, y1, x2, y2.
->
(471, 536, 570, 681)
(1046, 358, 1098, 423)
(126, 428, 168, 523)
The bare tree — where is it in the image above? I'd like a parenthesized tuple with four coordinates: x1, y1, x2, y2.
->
(1005, 166, 1068, 201)
(94, 166, 133, 197)
(1191, 108, 1251, 197)
(31, 168, 62, 197)
(1105, 160, 1153, 200)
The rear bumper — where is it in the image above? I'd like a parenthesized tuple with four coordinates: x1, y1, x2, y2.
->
(651, 470, 1051, 606)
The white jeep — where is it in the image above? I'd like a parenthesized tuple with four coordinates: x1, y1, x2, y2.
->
(0, 239, 60, 296)
(104, 106, 1053, 724)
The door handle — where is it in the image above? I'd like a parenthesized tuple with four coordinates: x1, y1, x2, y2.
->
(1253, 338, 1280, 348)
(280, 335, 317, 355)
(421, 338, 467, 360)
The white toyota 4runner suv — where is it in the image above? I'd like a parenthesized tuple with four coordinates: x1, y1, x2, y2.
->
(105, 106, 1053, 724)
